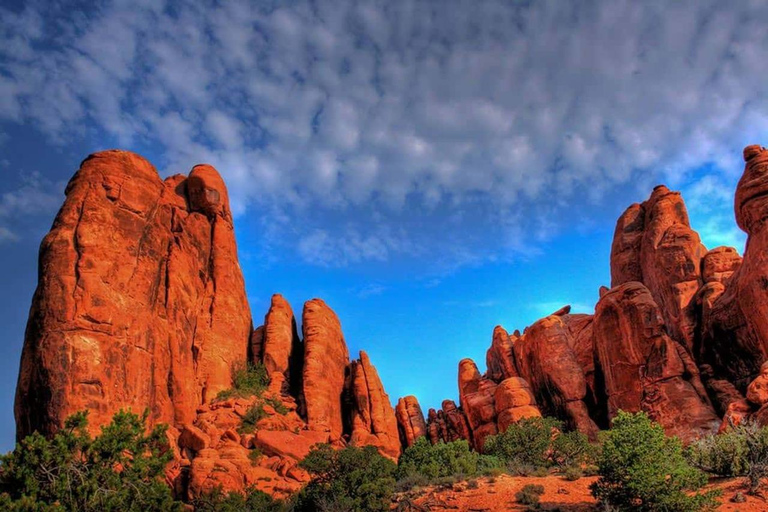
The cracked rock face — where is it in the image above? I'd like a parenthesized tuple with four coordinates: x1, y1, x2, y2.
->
(593, 282, 719, 441)
(14, 150, 252, 439)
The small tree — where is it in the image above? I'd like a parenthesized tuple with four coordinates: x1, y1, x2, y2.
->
(396, 437, 496, 481)
(216, 361, 270, 400)
(688, 420, 768, 495)
(295, 443, 397, 512)
(0, 410, 181, 512)
(591, 410, 719, 512)
(483, 416, 561, 469)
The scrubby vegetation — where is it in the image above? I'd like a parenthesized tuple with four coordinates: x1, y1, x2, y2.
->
(483, 416, 596, 476)
(5, 407, 759, 512)
(591, 410, 720, 512)
(216, 361, 270, 400)
(294, 443, 397, 512)
(396, 437, 501, 485)
(191, 485, 286, 512)
(0, 410, 181, 512)
(688, 419, 768, 495)
(239, 403, 268, 433)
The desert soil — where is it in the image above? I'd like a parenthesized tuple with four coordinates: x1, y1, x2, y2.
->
(393, 474, 768, 511)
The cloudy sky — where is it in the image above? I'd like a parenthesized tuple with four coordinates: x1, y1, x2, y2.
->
(0, 0, 765, 448)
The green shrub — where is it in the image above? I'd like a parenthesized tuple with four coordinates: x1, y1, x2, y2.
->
(591, 411, 720, 512)
(192, 485, 285, 512)
(264, 396, 288, 415)
(295, 443, 397, 512)
(397, 438, 481, 481)
(551, 430, 597, 469)
(483, 417, 561, 469)
(239, 404, 267, 433)
(0, 410, 181, 511)
(217, 362, 269, 400)
(248, 447, 263, 466)
(688, 420, 768, 494)
(562, 466, 583, 481)
(515, 483, 545, 506)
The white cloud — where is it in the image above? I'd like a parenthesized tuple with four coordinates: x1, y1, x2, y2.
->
(0, 226, 18, 243)
(0, 0, 766, 265)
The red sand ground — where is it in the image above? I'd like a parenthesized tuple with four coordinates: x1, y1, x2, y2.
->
(393, 474, 768, 511)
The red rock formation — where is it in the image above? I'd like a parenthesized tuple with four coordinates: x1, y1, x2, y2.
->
(181, 393, 317, 500)
(494, 377, 541, 432)
(701, 146, 768, 387)
(395, 396, 427, 447)
(611, 186, 707, 353)
(486, 326, 518, 382)
(301, 299, 350, 441)
(442, 400, 472, 443)
(593, 282, 719, 441)
(347, 351, 401, 459)
(513, 315, 599, 439)
(261, 294, 302, 396)
(14, 150, 252, 439)
(458, 359, 499, 450)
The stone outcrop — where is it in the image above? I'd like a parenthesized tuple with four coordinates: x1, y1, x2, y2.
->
(700, 146, 768, 388)
(395, 396, 428, 447)
(347, 351, 401, 459)
(302, 298, 349, 441)
(486, 326, 518, 382)
(260, 294, 302, 396)
(15, 150, 252, 439)
(611, 185, 707, 353)
(458, 359, 500, 450)
(494, 377, 541, 432)
(593, 282, 719, 441)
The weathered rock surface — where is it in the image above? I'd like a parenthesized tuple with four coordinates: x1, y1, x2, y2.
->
(593, 282, 719, 441)
(486, 326, 518, 382)
(701, 146, 768, 387)
(302, 298, 350, 441)
(427, 400, 473, 446)
(458, 359, 499, 450)
(15, 150, 252, 439)
(395, 396, 428, 447)
(611, 186, 707, 353)
(347, 351, 401, 459)
(494, 377, 541, 432)
(261, 294, 302, 396)
(514, 315, 599, 439)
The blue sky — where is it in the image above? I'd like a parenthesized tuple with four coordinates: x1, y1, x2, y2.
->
(0, 0, 765, 451)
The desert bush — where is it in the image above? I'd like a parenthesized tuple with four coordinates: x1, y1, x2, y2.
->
(0, 410, 181, 511)
(395, 437, 502, 490)
(295, 443, 397, 512)
(515, 483, 545, 507)
(484, 417, 560, 468)
(192, 485, 285, 512)
(264, 396, 288, 415)
(551, 430, 597, 469)
(239, 403, 267, 433)
(688, 420, 768, 494)
(562, 466, 583, 481)
(591, 410, 720, 512)
(217, 362, 269, 400)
